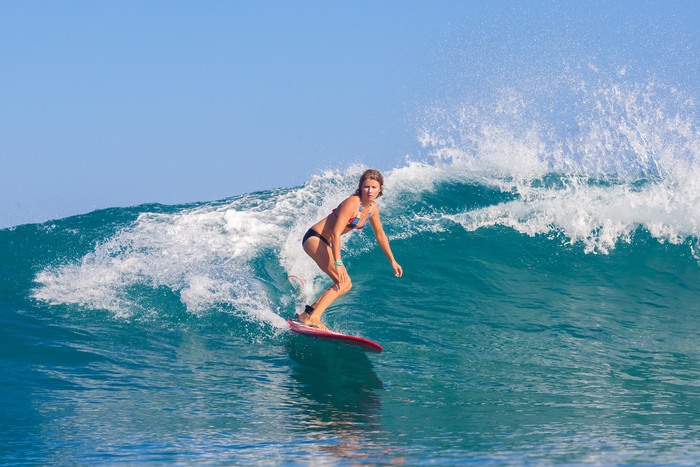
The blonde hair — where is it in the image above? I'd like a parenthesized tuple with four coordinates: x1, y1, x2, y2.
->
(353, 169, 384, 198)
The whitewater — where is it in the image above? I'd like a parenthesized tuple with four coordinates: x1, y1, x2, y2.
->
(2, 78, 700, 464)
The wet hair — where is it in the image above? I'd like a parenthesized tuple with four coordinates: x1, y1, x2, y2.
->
(353, 169, 384, 198)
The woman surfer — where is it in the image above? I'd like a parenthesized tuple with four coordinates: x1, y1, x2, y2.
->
(298, 169, 403, 331)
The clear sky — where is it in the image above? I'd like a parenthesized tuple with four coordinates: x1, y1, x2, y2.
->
(1, 1, 698, 228)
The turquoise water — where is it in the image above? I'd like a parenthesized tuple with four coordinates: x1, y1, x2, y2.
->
(3, 80, 700, 464)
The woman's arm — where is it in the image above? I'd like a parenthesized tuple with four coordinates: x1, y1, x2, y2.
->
(369, 205, 403, 277)
(329, 196, 359, 284)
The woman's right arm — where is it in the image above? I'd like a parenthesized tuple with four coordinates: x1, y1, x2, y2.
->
(329, 197, 358, 284)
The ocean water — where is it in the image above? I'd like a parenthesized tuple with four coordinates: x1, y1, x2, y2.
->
(3, 79, 700, 465)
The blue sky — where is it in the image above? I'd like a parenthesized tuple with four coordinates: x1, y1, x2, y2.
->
(1, 1, 698, 228)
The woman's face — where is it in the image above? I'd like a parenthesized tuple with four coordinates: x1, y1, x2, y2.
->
(360, 179, 381, 202)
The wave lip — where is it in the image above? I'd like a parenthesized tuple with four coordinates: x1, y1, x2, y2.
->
(417, 78, 700, 255)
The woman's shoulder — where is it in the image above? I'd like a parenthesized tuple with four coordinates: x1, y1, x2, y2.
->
(334, 195, 360, 212)
(342, 195, 362, 207)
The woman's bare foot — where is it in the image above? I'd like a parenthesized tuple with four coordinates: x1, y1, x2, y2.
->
(298, 311, 330, 332)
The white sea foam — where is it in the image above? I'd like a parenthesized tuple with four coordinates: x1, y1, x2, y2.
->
(444, 176, 700, 254)
(417, 79, 700, 254)
(34, 192, 298, 325)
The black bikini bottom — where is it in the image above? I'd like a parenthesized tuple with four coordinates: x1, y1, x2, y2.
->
(302, 228, 331, 247)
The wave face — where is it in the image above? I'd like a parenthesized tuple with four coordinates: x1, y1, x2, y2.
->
(3, 78, 700, 464)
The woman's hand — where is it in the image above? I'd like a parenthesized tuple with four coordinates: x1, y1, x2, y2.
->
(391, 261, 403, 278)
(336, 263, 350, 284)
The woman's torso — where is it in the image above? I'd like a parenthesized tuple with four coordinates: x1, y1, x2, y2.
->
(311, 196, 373, 240)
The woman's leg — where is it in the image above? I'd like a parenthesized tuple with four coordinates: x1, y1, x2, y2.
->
(299, 236, 352, 331)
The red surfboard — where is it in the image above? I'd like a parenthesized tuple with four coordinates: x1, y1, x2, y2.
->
(286, 318, 383, 353)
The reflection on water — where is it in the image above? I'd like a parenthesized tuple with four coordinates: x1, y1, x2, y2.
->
(284, 335, 394, 462)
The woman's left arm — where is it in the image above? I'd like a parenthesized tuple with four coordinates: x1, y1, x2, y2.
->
(369, 205, 403, 278)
